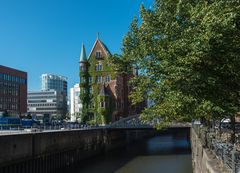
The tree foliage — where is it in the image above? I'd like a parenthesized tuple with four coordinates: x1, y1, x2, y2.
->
(123, 0, 240, 128)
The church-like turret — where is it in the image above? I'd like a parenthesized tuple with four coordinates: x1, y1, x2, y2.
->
(80, 43, 87, 72)
(79, 42, 90, 122)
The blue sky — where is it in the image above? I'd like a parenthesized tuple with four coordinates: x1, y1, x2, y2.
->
(0, 0, 153, 91)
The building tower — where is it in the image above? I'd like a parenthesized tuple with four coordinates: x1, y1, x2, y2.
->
(79, 43, 90, 121)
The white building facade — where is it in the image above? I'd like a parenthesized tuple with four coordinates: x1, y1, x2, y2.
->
(70, 84, 82, 122)
(27, 90, 67, 118)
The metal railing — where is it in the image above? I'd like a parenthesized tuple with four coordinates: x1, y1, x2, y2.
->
(193, 124, 240, 173)
(0, 124, 103, 135)
(109, 115, 152, 128)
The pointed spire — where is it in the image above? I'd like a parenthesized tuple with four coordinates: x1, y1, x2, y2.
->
(80, 42, 87, 62)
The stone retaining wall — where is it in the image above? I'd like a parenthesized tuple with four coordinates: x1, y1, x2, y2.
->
(191, 128, 231, 173)
(0, 128, 154, 173)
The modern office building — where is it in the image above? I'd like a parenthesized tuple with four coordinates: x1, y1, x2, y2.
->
(27, 90, 67, 118)
(41, 74, 67, 96)
(0, 65, 27, 115)
(70, 84, 82, 121)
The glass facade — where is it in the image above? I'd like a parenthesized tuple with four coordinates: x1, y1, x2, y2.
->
(41, 74, 67, 96)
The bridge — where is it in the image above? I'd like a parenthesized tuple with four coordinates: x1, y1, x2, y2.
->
(109, 114, 191, 129)
(0, 114, 190, 136)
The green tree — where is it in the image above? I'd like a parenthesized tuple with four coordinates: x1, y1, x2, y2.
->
(123, 0, 240, 135)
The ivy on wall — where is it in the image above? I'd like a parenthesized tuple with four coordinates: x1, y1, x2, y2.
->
(80, 55, 118, 124)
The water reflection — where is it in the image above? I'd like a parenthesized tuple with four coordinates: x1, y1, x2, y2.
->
(116, 155, 192, 173)
(57, 132, 192, 173)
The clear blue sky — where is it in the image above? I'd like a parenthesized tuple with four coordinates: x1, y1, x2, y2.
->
(0, 0, 153, 91)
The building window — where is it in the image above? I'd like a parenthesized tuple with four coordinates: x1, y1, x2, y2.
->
(96, 76, 102, 83)
(75, 92, 79, 97)
(81, 66, 86, 72)
(96, 51, 101, 58)
(96, 64, 102, 71)
(89, 87, 93, 94)
(89, 77, 92, 83)
(105, 75, 110, 82)
(100, 101, 105, 108)
(80, 77, 86, 83)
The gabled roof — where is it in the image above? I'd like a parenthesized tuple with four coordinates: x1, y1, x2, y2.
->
(99, 84, 109, 96)
(88, 37, 111, 58)
(80, 43, 87, 62)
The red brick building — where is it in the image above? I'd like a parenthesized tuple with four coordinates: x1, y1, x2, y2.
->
(79, 36, 146, 124)
(0, 65, 27, 115)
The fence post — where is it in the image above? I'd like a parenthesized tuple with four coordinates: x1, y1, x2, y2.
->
(232, 144, 236, 173)
(223, 147, 226, 164)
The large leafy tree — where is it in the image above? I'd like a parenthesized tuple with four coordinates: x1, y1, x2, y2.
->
(122, 0, 240, 130)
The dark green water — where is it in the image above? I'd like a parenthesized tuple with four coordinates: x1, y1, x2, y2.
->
(58, 133, 193, 173)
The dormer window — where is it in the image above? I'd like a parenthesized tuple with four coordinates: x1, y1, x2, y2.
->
(100, 101, 105, 108)
(96, 51, 102, 58)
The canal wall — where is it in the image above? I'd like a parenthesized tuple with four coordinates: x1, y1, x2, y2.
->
(0, 128, 155, 173)
(191, 127, 231, 173)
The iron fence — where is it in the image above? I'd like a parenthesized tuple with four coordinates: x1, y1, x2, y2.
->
(193, 124, 240, 173)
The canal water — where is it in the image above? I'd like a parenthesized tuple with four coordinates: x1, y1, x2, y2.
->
(58, 133, 193, 173)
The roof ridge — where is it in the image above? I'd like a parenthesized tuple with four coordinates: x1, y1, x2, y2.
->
(88, 36, 111, 58)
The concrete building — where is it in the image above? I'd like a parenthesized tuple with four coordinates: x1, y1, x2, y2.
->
(27, 90, 67, 118)
(26, 73, 69, 119)
(70, 84, 82, 122)
(41, 74, 67, 96)
(0, 65, 27, 116)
